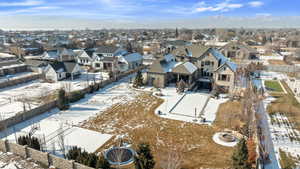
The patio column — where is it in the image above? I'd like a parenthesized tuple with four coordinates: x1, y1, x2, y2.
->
(189, 75, 192, 84)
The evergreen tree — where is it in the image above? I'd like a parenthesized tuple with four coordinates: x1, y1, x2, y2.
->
(17, 135, 41, 150)
(133, 71, 144, 88)
(232, 138, 250, 169)
(135, 143, 155, 169)
(96, 155, 111, 169)
(58, 89, 69, 110)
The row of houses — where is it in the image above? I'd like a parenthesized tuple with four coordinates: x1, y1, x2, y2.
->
(24, 46, 143, 82)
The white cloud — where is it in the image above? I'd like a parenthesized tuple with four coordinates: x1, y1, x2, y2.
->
(248, 1, 264, 7)
(195, 0, 243, 12)
(0, 0, 44, 7)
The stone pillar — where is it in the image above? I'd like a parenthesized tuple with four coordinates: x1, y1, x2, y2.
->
(4, 140, 9, 152)
(24, 145, 29, 158)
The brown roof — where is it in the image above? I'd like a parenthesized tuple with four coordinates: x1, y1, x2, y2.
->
(171, 45, 211, 58)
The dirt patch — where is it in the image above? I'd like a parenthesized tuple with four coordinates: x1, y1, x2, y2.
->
(82, 93, 235, 169)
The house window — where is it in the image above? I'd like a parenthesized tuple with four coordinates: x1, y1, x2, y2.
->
(205, 61, 210, 65)
(218, 74, 230, 81)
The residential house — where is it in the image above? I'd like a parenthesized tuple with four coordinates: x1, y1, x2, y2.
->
(117, 52, 143, 72)
(25, 59, 48, 73)
(41, 48, 76, 62)
(146, 54, 198, 88)
(74, 49, 93, 66)
(147, 45, 238, 93)
(44, 62, 82, 82)
(220, 42, 258, 60)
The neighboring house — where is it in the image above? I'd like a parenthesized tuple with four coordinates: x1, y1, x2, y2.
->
(44, 62, 82, 82)
(146, 54, 198, 88)
(220, 42, 258, 60)
(118, 52, 143, 72)
(147, 45, 238, 93)
(74, 49, 93, 66)
(42, 48, 76, 62)
(92, 46, 126, 71)
(25, 59, 48, 73)
(91, 46, 143, 72)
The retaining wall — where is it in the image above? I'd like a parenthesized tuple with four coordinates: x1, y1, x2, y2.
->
(0, 100, 57, 130)
(0, 139, 93, 169)
(0, 73, 41, 89)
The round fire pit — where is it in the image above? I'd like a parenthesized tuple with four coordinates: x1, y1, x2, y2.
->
(213, 132, 239, 147)
(104, 147, 135, 166)
(218, 133, 236, 142)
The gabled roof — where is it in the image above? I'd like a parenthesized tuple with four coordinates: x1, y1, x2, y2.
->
(215, 61, 237, 73)
(172, 62, 197, 75)
(172, 45, 211, 58)
(48, 61, 78, 73)
(221, 42, 257, 53)
(25, 59, 48, 67)
(148, 60, 165, 74)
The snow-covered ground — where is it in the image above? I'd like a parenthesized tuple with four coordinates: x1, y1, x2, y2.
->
(0, 75, 138, 157)
(154, 87, 227, 125)
(0, 151, 44, 169)
(268, 112, 300, 158)
(0, 72, 109, 120)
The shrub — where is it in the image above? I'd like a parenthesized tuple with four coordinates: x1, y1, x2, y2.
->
(67, 146, 111, 169)
(17, 135, 41, 150)
(232, 138, 250, 169)
(135, 143, 155, 169)
(57, 89, 69, 110)
(68, 91, 85, 103)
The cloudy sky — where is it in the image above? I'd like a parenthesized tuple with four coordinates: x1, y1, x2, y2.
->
(0, 0, 299, 29)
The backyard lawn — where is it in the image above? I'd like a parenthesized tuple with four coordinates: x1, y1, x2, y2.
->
(264, 80, 284, 92)
(82, 92, 238, 169)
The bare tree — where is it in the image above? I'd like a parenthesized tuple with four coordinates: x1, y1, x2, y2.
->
(160, 145, 183, 169)
(62, 82, 72, 93)
(57, 123, 66, 158)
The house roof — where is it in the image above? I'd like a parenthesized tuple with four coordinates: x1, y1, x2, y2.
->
(172, 62, 198, 75)
(95, 46, 119, 54)
(222, 42, 257, 53)
(172, 45, 211, 58)
(122, 52, 143, 63)
(25, 59, 48, 67)
(49, 61, 78, 73)
(148, 60, 165, 74)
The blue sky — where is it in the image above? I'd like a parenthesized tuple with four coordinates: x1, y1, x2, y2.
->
(0, 0, 299, 19)
(0, 0, 300, 29)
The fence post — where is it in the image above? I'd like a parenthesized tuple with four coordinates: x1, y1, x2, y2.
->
(24, 145, 29, 158)
(4, 139, 9, 152)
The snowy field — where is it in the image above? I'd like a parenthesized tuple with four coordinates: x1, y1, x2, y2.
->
(268, 112, 300, 158)
(154, 87, 227, 125)
(0, 75, 138, 156)
(0, 72, 109, 120)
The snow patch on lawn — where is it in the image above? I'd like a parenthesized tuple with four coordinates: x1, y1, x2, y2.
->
(153, 87, 227, 125)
